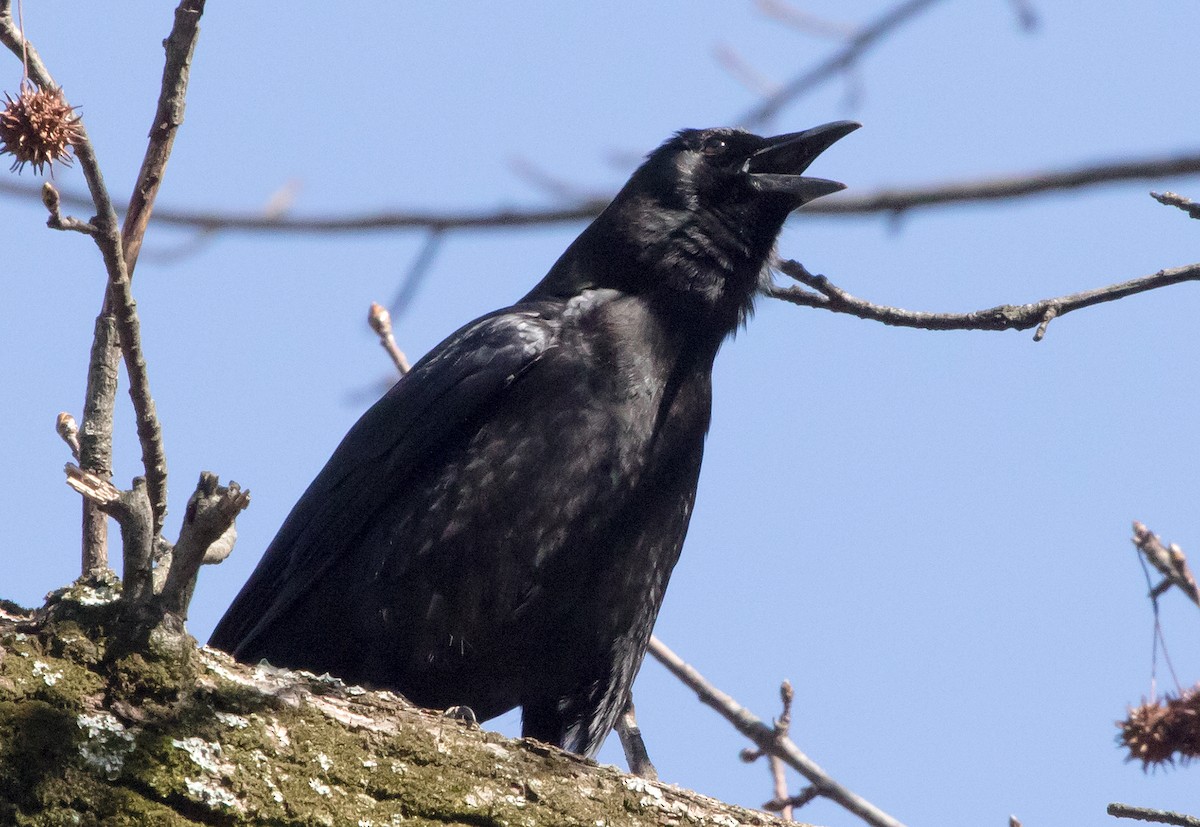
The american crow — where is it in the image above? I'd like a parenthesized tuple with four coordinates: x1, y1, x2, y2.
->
(209, 121, 859, 756)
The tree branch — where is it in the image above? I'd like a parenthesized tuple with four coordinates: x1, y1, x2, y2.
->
(4, 150, 1200, 237)
(1, 0, 128, 574)
(816, 152, 1200, 214)
(648, 636, 905, 827)
(1151, 190, 1200, 220)
(121, 0, 204, 276)
(1108, 803, 1200, 827)
(769, 259, 1200, 341)
(3, 1, 205, 568)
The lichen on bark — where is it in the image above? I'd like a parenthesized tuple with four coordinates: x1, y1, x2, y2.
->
(0, 581, 794, 827)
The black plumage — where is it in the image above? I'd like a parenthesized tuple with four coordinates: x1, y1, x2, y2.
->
(209, 121, 859, 756)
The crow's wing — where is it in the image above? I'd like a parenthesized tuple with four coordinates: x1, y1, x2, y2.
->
(208, 304, 559, 657)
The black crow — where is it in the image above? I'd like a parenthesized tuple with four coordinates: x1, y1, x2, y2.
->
(209, 121, 859, 756)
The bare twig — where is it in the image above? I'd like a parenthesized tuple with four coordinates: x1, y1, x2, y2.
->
(368, 302, 411, 375)
(1131, 522, 1200, 608)
(738, 0, 947, 128)
(615, 697, 658, 780)
(1108, 803, 1200, 827)
(158, 471, 249, 618)
(1151, 190, 1200, 220)
(769, 259, 1200, 340)
(41, 182, 95, 234)
(648, 636, 905, 827)
(121, 0, 204, 275)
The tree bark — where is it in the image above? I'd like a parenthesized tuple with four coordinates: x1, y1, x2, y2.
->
(0, 582, 797, 827)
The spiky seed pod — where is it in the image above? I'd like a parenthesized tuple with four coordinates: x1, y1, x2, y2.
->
(1118, 685, 1200, 770)
(0, 84, 82, 175)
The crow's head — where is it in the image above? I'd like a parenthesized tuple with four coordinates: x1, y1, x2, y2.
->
(643, 121, 860, 222)
(532, 121, 859, 332)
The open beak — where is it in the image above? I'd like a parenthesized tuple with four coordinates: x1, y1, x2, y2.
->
(746, 120, 861, 205)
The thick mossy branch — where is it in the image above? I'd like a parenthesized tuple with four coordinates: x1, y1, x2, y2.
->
(0, 585, 798, 826)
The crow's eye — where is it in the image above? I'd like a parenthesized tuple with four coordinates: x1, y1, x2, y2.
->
(700, 136, 727, 156)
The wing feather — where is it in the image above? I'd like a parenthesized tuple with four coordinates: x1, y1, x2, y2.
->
(208, 305, 557, 657)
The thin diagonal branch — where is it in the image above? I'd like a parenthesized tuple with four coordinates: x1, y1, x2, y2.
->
(738, 0, 947, 128)
(122, 0, 204, 276)
(648, 636, 905, 827)
(391, 228, 444, 320)
(769, 259, 1200, 340)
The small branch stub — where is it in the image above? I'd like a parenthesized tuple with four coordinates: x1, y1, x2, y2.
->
(64, 463, 247, 626)
(159, 471, 249, 618)
(1033, 304, 1058, 342)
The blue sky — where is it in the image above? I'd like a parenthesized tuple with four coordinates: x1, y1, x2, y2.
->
(3, 3, 1199, 825)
